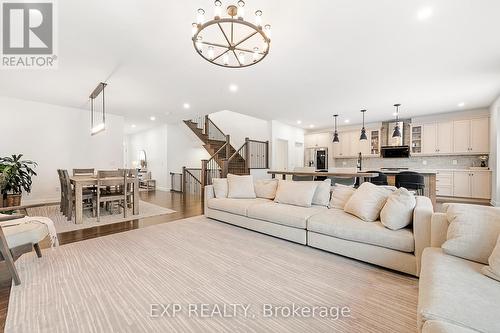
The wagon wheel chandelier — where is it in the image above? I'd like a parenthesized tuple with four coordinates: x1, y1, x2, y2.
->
(191, 0, 271, 68)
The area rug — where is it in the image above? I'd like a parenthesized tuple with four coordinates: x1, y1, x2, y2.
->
(26, 201, 176, 233)
(5, 216, 418, 332)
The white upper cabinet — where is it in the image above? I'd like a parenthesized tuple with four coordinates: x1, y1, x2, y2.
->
(470, 118, 489, 153)
(422, 123, 437, 154)
(437, 121, 453, 153)
(453, 118, 489, 154)
(305, 132, 332, 149)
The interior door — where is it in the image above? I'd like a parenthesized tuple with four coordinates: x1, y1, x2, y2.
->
(470, 118, 489, 153)
(293, 142, 304, 170)
(453, 171, 471, 198)
(436, 121, 453, 153)
(422, 123, 437, 154)
(453, 120, 470, 153)
(274, 139, 289, 171)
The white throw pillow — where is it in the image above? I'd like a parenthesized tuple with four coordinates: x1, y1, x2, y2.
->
(482, 235, 500, 282)
(227, 174, 256, 199)
(212, 178, 228, 198)
(274, 180, 319, 208)
(344, 182, 391, 222)
(380, 188, 416, 230)
(442, 204, 500, 264)
(254, 179, 278, 199)
(329, 184, 356, 209)
(309, 179, 332, 207)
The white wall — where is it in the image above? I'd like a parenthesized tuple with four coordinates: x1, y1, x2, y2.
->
(209, 110, 270, 148)
(126, 125, 168, 191)
(490, 96, 500, 206)
(270, 120, 305, 171)
(0, 96, 124, 203)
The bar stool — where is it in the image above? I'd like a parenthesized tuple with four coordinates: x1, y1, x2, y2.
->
(367, 171, 389, 186)
(395, 171, 425, 195)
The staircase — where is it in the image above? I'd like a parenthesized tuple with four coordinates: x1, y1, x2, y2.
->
(183, 115, 269, 188)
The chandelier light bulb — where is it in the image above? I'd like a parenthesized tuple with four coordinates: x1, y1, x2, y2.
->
(208, 46, 215, 60)
(239, 52, 246, 65)
(191, 23, 198, 37)
(196, 36, 203, 51)
(264, 24, 271, 38)
(197, 8, 205, 24)
(253, 47, 259, 62)
(237, 0, 245, 19)
(255, 10, 262, 27)
(223, 53, 229, 65)
(214, 0, 222, 19)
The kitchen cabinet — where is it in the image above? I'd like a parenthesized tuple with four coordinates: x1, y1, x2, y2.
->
(452, 171, 491, 199)
(304, 133, 331, 148)
(453, 118, 489, 154)
(333, 129, 379, 158)
(436, 171, 453, 196)
(420, 121, 453, 154)
(422, 123, 437, 154)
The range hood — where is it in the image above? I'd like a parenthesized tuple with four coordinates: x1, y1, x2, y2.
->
(380, 119, 411, 158)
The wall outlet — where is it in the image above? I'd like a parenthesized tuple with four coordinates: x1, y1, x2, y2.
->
(422, 160, 427, 166)
(452, 160, 458, 165)
(342, 161, 347, 166)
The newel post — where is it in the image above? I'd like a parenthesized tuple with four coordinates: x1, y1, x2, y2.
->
(225, 135, 231, 159)
(245, 137, 250, 173)
(265, 140, 270, 169)
(181, 166, 186, 193)
(201, 159, 208, 187)
(204, 115, 209, 136)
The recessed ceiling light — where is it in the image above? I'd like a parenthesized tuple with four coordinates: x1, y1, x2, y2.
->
(297, 120, 302, 125)
(131, 124, 136, 128)
(417, 7, 433, 21)
(150, 116, 156, 121)
(309, 124, 315, 129)
(458, 102, 465, 107)
(393, 112, 398, 116)
(183, 103, 190, 109)
(229, 84, 238, 92)
(344, 119, 350, 123)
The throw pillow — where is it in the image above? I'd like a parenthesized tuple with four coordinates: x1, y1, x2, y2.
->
(380, 188, 416, 230)
(310, 179, 332, 207)
(227, 174, 256, 199)
(254, 179, 278, 199)
(482, 235, 500, 282)
(274, 180, 319, 207)
(442, 204, 500, 264)
(212, 178, 228, 198)
(329, 184, 356, 209)
(344, 182, 391, 222)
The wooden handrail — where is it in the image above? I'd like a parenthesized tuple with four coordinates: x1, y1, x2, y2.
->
(207, 142, 228, 164)
(184, 169, 202, 184)
(206, 115, 226, 138)
(228, 142, 246, 162)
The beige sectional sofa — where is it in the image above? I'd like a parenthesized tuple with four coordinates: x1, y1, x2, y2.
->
(417, 211, 500, 333)
(205, 184, 434, 276)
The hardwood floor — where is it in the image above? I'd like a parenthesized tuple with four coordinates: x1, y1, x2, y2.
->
(0, 190, 203, 332)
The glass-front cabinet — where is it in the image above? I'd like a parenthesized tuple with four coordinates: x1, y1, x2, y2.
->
(411, 125, 422, 154)
(370, 130, 380, 156)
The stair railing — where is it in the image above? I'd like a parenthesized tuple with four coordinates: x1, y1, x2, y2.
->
(205, 115, 227, 142)
(201, 138, 229, 186)
(181, 167, 202, 195)
(226, 138, 270, 176)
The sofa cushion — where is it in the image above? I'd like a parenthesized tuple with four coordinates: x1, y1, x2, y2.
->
(308, 209, 415, 252)
(329, 184, 356, 209)
(418, 248, 500, 333)
(422, 321, 480, 333)
(274, 180, 319, 208)
(380, 188, 416, 230)
(207, 198, 270, 216)
(442, 204, 500, 264)
(212, 178, 228, 198)
(227, 174, 256, 199)
(482, 235, 500, 282)
(254, 179, 278, 199)
(310, 179, 332, 207)
(247, 202, 327, 229)
(344, 182, 392, 222)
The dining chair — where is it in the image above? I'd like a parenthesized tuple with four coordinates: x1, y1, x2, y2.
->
(72, 168, 95, 176)
(57, 169, 66, 214)
(96, 170, 127, 222)
(60, 169, 95, 221)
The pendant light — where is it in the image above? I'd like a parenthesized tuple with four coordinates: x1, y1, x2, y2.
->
(332, 114, 340, 143)
(359, 109, 368, 141)
(392, 103, 402, 138)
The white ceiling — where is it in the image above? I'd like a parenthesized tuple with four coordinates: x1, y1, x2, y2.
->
(1, 0, 500, 133)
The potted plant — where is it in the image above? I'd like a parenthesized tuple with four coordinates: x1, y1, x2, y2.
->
(0, 154, 37, 207)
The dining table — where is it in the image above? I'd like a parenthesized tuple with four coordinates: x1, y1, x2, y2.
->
(69, 175, 140, 224)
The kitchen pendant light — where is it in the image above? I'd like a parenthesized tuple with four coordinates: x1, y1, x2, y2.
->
(392, 104, 402, 138)
(333, 114, 340, 143)
(359, 110, 368, 141)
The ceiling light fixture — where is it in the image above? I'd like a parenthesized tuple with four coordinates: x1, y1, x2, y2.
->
(183, 103, 191, 109)
(150, 116, 156, 121)
(89, 82, 107, 136)
(458, 102, 465, 107)
(333, 115, 340, 143)
(191, 0, 271, 68)
(229, 84, 238, 92)
(392, 104, 402, 138)
(309, 124, 315, 129)
(344, 119, 350, 124)
(131, 124, 137, 128)
(417, 7, 433, 21)
(296, 120, 302, 125)
(359, 110, 368, 141)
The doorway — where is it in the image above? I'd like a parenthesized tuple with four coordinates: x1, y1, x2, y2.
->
(274, 139, 289, 171)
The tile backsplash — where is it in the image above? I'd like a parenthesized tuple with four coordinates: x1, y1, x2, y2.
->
(334, 155, 488, 170)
